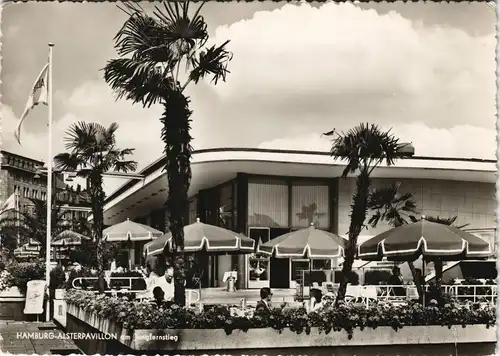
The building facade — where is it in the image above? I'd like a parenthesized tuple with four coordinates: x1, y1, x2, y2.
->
(103, 148, 497, 289)
(0, 150, 92, 230)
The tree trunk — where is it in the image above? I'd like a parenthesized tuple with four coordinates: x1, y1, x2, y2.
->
(89, 173, 106, 293)
(434, 259, 443, 291)
(335, 172, 370, 305)
(407, 261, 424, 301)
(161, 91, 193, 307)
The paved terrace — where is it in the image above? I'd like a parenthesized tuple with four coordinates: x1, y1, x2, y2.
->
(0, 321, 81, 355)
(199, 288, 297, 304)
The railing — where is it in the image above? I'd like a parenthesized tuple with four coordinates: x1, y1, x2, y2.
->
(296, 283, 497, 305)
(72, 277, 146, 293)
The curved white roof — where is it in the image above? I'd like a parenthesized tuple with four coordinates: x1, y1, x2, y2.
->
(103, 148, 496, 224)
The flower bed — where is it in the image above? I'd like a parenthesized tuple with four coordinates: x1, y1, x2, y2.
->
(65, 290, 496, 339)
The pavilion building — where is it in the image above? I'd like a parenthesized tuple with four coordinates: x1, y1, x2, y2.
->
(102, 148, 496, 289)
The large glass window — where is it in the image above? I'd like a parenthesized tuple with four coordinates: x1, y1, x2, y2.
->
(188, 198, 198, 225)
(219, 183, 233, 230)
(248, 179, 288, 227)
(248, 228, 270, 285)
(291, 182, 329, 229)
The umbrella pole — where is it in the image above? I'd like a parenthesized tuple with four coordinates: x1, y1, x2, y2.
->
(422, 259, 426, 307)
(309, 259, 312, 298)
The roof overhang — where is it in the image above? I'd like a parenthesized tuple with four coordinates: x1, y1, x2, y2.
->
(103, 148, 496, 225)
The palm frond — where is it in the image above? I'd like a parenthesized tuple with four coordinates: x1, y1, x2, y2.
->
(189, 40, 232, 86)
(111, 160, 138, 173)
(367, 181, 419, 228)
(103, 58, 174, 108)
(64, 121, 99, 152)
(153, 1, 208, 53)
(54, 153, 86, 171)
(329, 123, 407, 177)
(115, 9, 181, 66)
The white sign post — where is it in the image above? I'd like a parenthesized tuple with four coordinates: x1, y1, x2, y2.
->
(24, 280, 47, 320)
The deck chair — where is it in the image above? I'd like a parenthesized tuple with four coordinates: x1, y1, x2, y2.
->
(345, 285, 360, 304)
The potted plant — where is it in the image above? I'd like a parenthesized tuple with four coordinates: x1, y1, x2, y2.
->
(50, 265, 66, 299)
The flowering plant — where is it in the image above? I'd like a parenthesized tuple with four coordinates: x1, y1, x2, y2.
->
(6, 261, 45, 294)
(65, 289, 496, 338)
(0, 270, 11, 292)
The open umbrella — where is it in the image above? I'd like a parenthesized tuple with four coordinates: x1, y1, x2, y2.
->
(52, 230, 91, 263)
(357, 218, 492, 261)
(14, 245, 39, 259)
(257, 224, 346, 299)
(104, 219, 163, 269)
(144, 218, 255, 257)
(257, 224, 346, 258)
(103, 218, 163, 242)
(357, 217, 492, 306)
(52, 230, 91, 246)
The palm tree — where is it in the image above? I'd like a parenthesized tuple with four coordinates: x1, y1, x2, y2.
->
(326, 124, 411, 304)
(54, 121, 137, 293)
(366, 182, 423, 299)
(409, 215, 468, 291)
(0, 199, 68, 257)
(296, 203, 326, 227)
(103, 1, 232, 306)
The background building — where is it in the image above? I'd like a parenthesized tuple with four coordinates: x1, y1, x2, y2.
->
(0, 150, 92, 229)
(103, 148, 496, 289)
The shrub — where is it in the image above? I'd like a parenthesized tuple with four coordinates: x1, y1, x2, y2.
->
(49, 265, 66, 290)
(6, 261, 45, 294)
(65, 290, 496, 338)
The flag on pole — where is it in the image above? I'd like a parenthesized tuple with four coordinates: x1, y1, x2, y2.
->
(14, 63, 49, 145)
(0, 193, 17, 217)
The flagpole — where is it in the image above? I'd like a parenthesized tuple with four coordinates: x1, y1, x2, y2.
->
(15, 191, 20, 246)
(45, 43, 54, 322)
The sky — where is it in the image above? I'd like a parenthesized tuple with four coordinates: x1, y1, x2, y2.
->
(1, 1, 496, 195)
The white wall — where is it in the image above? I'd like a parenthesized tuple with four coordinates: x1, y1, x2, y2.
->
(338, 178, 495, 235)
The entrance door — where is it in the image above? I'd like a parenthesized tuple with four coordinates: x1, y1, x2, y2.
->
(270, 228, 291, 289)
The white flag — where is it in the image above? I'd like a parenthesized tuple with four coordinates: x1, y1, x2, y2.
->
(14, 63, 49, 145)
(0, 193, 16, 216)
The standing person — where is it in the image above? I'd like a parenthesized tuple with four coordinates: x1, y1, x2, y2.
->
(110, 259, 117, 272)
(155, 266, 175, 302)
(255, 287, 273, 313)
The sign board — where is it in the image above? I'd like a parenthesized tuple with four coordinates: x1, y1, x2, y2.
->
(24, 280, 46, 315)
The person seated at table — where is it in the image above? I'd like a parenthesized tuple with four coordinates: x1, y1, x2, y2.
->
(387, 266, 405, 297)
(137, 263, 159, 299)
(256, 287, 273, 313)
(155, 266, 175, 302)
(309, 288, 324, 312)
(149, 286, 173, 308)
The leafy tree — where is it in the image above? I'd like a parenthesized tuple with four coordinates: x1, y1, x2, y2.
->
(54, 121, 137, 293)
(103, 1, 232, 306)
(366, 182, 423, 299)
(0, 199, 68, 257)
(325, 124, 411, 304)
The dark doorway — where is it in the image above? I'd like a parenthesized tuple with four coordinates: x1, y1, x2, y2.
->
(270, 228, 291, 289)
